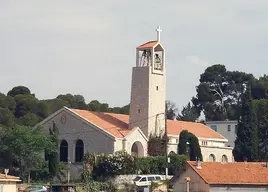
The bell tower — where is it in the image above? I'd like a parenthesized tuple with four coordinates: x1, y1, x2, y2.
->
(129, 26, 166, 138)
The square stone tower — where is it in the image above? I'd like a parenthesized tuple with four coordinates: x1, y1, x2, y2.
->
(129, 26, 166, 138)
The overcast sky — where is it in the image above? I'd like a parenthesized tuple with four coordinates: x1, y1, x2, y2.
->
(1, 1, 268, 112)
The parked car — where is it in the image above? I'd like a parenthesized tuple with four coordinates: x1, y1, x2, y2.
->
(133, 175, 163, 186)
(24, 185, 47, 192)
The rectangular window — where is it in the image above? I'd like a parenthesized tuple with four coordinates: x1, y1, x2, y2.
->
(148, 177, 154, 181)
(227, 125, 231, 131)
(211, 125, 217, 132)
(235, 125, 238, 134)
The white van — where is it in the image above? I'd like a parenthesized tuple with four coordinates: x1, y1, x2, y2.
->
(133, 175, 163, 186)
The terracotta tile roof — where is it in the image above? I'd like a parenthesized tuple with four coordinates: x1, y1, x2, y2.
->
(187, 161, 268, 185)
(167, 120, 225, 139)
(70, 109, 131, 138)
(0, 173, 19, 180)
(69, 108, 225, 140)
(137, 41, 158, 49)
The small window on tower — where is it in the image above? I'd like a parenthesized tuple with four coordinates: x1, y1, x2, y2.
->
(156, 86, 159, 90)
(138, 109, 141, 113)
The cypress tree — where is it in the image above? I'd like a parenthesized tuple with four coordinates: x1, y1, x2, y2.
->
(233, 85, 258, 161)
(178, 130, 189, 155)
(178, 130, 202, 161)
(47, 122, 59, 177)
(254, 99, 268, 161)
(188, 133, 203, 161)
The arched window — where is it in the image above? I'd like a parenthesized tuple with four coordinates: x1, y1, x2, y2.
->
(209, 154, 216, 162)
(75, 139, 84, 162)
(222, 155, 228, 163)
(60, 140, 68, 162)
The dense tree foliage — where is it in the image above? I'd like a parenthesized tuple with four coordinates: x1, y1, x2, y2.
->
(254, 99, 268, 161)
(166, 101, 178, 120)
(0, 86, 133, 129)
(0, 125, 54, 182)
(192, 64, 254, 121)
(147, 134, 168, 156)
(177, 102, 199, 122)
(233, 85, 258, 161)
(178, 130, 202, 161)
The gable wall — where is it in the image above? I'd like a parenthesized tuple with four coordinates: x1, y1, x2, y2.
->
(173, 165, 209, 192)
(124, 128, 148, 156)
(41, 109, 115, 163)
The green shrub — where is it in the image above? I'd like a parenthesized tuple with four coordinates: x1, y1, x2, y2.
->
(168, 154, 187, 175)
(84, 151, 135, 180)
(83, 151, 187, 180)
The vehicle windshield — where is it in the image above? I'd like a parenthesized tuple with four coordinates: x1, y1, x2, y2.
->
(133, 176, 141, 181)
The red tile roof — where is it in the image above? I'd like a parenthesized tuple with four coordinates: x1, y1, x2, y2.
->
(0, 173, 19, 180)
(71, 109, 131, 138)
(187, 161, 268, 185)
(137, 41, 158, 49)
(69, 108, 225, 139)
(167, 120, 225, 139)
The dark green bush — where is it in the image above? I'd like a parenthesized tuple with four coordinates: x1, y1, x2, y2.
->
(83, 151, 187, 180)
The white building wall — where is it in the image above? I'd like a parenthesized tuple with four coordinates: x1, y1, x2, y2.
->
(123, 128, 148, 156)
(205, 121, 238, 148)
(201, 146, 233, 162)
(1, 183, 18, 192)
(167, 135, 233, 162)
(210, 186, 268, 192)
(40, 110, 116, 163)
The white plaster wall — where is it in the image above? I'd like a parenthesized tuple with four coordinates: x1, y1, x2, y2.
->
(199, 139, 227, 148)
(124, 128, 148, 156)
(167, 143, 178, 154)
(114, 139, 124, 152)
(1, 182, 18, 192)
(40, 110, 116, 163)
(201, 146, 233, 162)
(167, 135, 232, 163)
(210, 186, 268, 192)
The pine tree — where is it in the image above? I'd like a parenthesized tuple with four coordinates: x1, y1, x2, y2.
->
(233, 85, 258, 161)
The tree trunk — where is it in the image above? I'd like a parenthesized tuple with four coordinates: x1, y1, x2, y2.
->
(27, 172, 31, 184)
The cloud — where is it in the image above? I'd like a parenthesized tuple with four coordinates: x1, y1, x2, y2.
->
(186, 56, 209, 67)
(1, 0, 268, 110)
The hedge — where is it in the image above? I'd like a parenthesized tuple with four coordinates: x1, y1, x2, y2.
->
(83, 151, 187, 181)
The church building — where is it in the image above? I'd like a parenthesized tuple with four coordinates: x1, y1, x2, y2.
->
(38, 27, 233, 169)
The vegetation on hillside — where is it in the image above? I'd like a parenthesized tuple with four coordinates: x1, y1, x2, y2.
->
(1, 63, 268, 184)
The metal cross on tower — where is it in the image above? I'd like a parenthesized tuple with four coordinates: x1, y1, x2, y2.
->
(156, 26, 162, 42)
